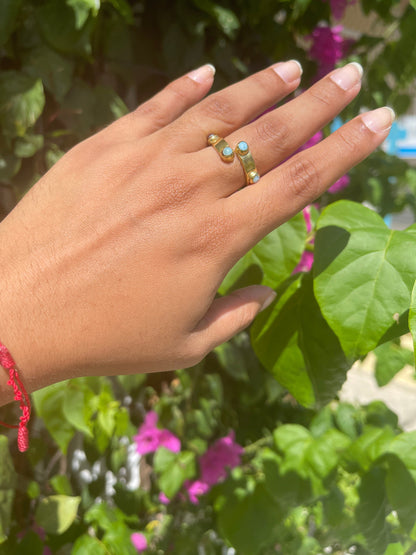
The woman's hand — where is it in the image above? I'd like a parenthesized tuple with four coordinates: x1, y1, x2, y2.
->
(0, 60, 393, 398)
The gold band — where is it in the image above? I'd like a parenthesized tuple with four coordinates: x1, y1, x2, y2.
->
(235, 141, 260, 185)
(207, 134, 235, 163)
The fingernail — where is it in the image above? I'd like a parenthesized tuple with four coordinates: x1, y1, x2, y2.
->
(361, 106, 396, 133)
(188, 64, 216, 84)
(330, 62, 363, 91)
(273, 60, 303, 84)
(260, 291, 277, 312)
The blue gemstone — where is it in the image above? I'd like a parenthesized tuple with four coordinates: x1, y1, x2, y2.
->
(222, 146, 233, 156)
(252, 174, 260, 183)
(238, 141, 248, 152)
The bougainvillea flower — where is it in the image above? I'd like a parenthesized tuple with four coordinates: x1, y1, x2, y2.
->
(159, 491, 170, 505)
(133, 411, 181, 455)
(293, 249, 314, 273)
(131, 532, 148, 552)
(199, 431, 244, 487)
(328, 174, 350, 193)
(308, 25, 350, 78)
(185, 480, 210, 504)
(323, 0, 356, 21)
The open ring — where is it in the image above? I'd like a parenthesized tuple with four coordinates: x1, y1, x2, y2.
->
(235, 141, 260, 185)
(207, 134, 235, 163)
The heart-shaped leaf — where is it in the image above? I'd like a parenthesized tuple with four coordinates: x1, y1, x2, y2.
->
(314, 201, 416, 358)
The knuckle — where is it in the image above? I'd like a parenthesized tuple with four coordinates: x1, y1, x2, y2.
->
(307, 84, 333, 107)
(134, 99, 167, 127)
(200, 94, 237, 126)
(335, 126, 362, 156)
(255, 117, 291, 153)
(165, 80, 190, 103)
(285, 155, 320, 199)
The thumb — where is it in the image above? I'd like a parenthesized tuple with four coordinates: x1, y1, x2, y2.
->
(191, 285, 276, 354)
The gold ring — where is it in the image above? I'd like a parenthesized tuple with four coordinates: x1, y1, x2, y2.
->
(235, 141, 260, 185)
(207, 134, 234, 163)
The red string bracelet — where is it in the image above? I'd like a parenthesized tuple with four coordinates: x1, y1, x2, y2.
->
(0, 340, 31, 452)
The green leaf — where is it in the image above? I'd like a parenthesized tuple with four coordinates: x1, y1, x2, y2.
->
(33, 382, 76, 453)
(22, 44, 75, 101)
(0, 437, 16, 543)
(0, 72, 45, 138)
(220, 213, 306, 294)
(50, 475, 73, 496)
(63, 382, 95, 438)
(383, 545, 405, 555)
(251, 273, 351, 407)
(273, 424, 350, 494)
(347, 426, 395, 472)
(192, 0, 240, 37)
(35, 0, 93, 56)
(356, 467, 391, 552)
(72, 534, 108, 554)
(216, 483, 281, 555)
(374, 340, 413, 387)
(0, 0, 22, 47)
(13, 135, 44, 158)
(385, 454, 416, 532)
(103, 521, 138, 554)
(35, 495, 81, 535)
(409, 280, 416, 365)
(0, 149, 21, 180)
(384, 431, 416, 484)
(154, 448, 196, 499)
(315, 201, 416, 358)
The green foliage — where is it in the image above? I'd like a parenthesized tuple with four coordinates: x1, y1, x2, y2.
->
(35, 495, 81, 535)
(1, 0, 416, 553)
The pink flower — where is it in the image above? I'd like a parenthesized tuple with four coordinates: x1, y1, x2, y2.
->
(199, 431, 244, 487)
(133, 411, 181, 455)
(131, 532, 148, 552)
(159, 492, 170, 505)
(293, 250, 314, 273)
(185, 480, 209, 504)
(308, 25, 350, 78)
(328, 174, 350, 193)
(302, 206, 313, 233)
(323, 0, 356, 21)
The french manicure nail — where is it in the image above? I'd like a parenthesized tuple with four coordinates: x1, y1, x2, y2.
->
(273, 60, 303, 84)
(330, 62, 363, 91)
(188, 64, 216, 84)
(260, 291, 277, 312)
(361, 106, 396, 133)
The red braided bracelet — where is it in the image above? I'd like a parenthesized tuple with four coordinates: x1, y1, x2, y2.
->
(0, 340, 31, 452)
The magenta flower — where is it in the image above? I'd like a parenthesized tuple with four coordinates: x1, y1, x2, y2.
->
(185, 480, 210, 504)
(308, 25, 350, 78)
(293, 250, 314, 273)
(159, 492, 170, 505)
(199, 431, 244, 487)
(323, 0, 356, 21)
(133, 411, 181, 455)
(131, 532, 148, 553)
(328, 174, 350, 193)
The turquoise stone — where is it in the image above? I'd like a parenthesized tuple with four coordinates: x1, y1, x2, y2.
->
(252, 174, 260, 183)
(238, 141, 248, 152)
(222, 146, 233, 156)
